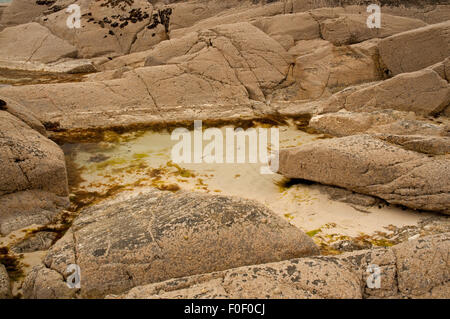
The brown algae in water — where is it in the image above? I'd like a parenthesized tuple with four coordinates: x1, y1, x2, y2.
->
(0, 247, 24, 282)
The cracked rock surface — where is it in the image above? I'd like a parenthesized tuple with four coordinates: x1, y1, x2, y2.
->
(107, 233, 449, 299)
(278, 134, 450, 213)
(0, 100, 69, 235)
(0, 21, 292, 130)
(0, 22, 77, 64)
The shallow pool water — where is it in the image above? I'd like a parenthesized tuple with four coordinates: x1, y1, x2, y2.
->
(62, 124, 442, 253)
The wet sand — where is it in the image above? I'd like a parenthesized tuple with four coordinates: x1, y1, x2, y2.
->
(63, 124, 448, 252)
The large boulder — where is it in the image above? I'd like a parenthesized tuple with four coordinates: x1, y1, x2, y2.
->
(0, 111, 67, 198)
(427, 57, 450, 81)
(36, 0, 165, 57)
(278, 135, 450, 213)
(315, 12, 427, 46)
(0, 190, 69, 236)
(389, 233, 449, 297)
(289, 39, 382, 101)
(23, 189, 318, 298)
(0, 22, 292, 131)
(379, 21, 450, 75)
(0, 110, 69, 235)
(0, 22, 77, 64)
(378, 3, 450, 25)
(0, 59, 256, 132)
(165, 0, 251, 34)
(0, 76, 163, 131)
(297, 62, 450, 116)
(274, 81, 377, 117)
(168, 0, 288, 39)
(0, 0, 51, 28)
(0, 4, 8, 24)
(100, 30, 204, 70)
(343, 69, 450, 116)
(109, 233, 450, 299)
(160, 22, 292, 99)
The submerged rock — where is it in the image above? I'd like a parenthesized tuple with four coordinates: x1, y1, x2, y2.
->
(315, 185, 382, 207)
(0, 21, 292, 130)
(23, 189, 318, 298)
(11, 231, 58, 254)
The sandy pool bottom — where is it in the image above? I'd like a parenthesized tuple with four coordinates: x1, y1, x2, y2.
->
(62, 124, 447, 251)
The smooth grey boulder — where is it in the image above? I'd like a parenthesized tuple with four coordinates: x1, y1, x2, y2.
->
(23, 189, 318, 298)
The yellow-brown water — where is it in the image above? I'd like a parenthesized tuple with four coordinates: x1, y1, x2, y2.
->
(62, 124, 445, 254)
